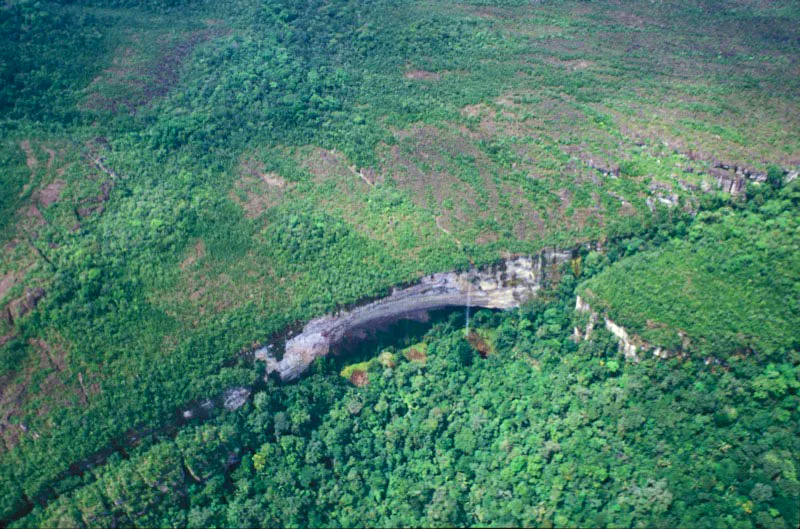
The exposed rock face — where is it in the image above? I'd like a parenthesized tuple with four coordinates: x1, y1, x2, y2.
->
(711, 167, 747, 195)
(707, 162, 774, 196)
(575, 295, 592, 314)
(222, 387, 251, 410)
(258, 252, 577, 381)
(647, 182, 680, 210)
(603, 318, 639, 361)
(574, 295, 674, 362)
(574, 295, 597, 340)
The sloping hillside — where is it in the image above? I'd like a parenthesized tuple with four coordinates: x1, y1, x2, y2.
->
(0, 0, 798, 526)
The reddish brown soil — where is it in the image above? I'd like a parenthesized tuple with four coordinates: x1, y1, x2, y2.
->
(0, 272, 18, 301)
(467, 331, 492, 358)
(0, 333, 97, 452)
(37, 180, 66, 207)
(44, 147, 56, 170)
(180, 240, 206, 271)
(383, 124, 501, 236)
(406, 347, 427, 363)
(404, 69, 441, 81)
(349, 370, 369, 387)
(5, 288, 46, 325)
(84, 28, 227, 114)
(76, 181, 112, 218)
(231, 155, 291, 218)
(19, 140, 37, 172)
(23, 205, 46, 226)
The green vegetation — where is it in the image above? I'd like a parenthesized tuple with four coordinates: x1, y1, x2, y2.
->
(12, 293, 800, 528)
(580, 183, 800, 358)
(1, 0, 798, 526)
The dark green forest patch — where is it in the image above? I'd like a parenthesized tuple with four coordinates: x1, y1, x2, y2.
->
(0, 0, 798, 524)
(11, 297, 800, 528)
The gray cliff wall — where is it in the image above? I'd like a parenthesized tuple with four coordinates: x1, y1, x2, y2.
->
(257, 251, 577, 381)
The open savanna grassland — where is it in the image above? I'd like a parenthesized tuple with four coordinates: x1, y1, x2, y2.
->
(1, 0, 798, 521)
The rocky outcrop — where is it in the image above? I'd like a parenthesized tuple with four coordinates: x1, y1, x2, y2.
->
(646, 182, 680, 210)
(574, 295, 669, 362)
(258, 251, 580, 381)
(222, 387, 251, 411)
(574, 296, 724, 365)
(573, 294, 597, 340)
(603, 317, 640, 361)
(708, 166, 748, 195)
(702, 162, 800, 196)
(76, 181, 112, 218)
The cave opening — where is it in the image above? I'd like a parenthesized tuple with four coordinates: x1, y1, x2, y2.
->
(330, 306, 502, 373)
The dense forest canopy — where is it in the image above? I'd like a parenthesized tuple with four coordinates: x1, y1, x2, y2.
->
(0, 0, 798, 527)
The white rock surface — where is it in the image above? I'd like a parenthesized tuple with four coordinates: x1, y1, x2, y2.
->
(604, 318, 639, 361)
(575, 295, 680, 362)
(223, 387, 251, 410)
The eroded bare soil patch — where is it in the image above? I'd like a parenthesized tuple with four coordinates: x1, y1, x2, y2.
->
(231, 155, 293, 218)
(404, 69, 441, 81)
(37, 180, 66, 207)
(84, 27, 226, 114)
(0, 273, 19, 302)
(349, 370, 369, 387)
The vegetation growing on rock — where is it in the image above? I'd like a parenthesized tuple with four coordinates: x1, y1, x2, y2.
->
(0, 0, 798, 526)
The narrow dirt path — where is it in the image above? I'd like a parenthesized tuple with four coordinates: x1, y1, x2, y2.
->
(347, 164, 374, 187)
(435, 215, 461, 246)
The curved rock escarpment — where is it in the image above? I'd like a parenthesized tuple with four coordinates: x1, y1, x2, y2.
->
(256, 251, 578, 380)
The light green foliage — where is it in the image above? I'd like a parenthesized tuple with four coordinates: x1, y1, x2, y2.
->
(580, 183, 800, 358)
(1, 0, 799, 525)
(13, 300, 799, 528)
(340, 360, 374, 380)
